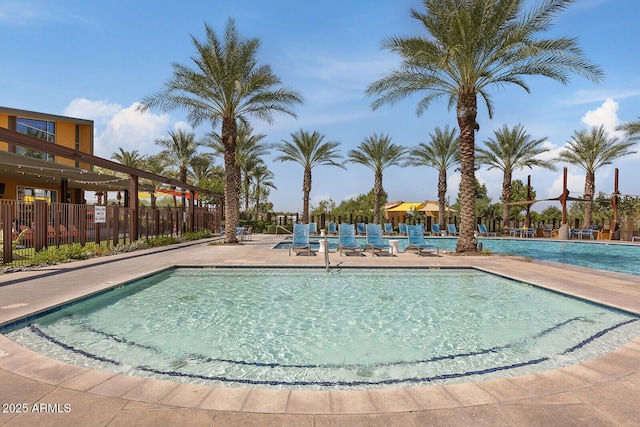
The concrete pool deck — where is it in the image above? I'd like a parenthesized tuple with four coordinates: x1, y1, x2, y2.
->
(1, 234, 640, 426)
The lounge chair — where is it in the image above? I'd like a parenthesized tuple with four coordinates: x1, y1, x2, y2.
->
(327, 221, 337, 235)
(337, 223, 362, 256)
(541, 224, 553, 238)
(365, 223, 391, 255)
(405, 224, 439, 256)
(356, 222, 366, 235)
(398, 223, 407, 236)
(477, 223, 497, 237)
(289, 223, 312, 256)
(236, 226, 246, 241)
(523, 227, 536, 238)
(431, 223, 443, 236)
(383, 222, 397, 235)
(308, 222, 318, 236)
(571, 228, 594, 240)
(447, 224, 460, 236)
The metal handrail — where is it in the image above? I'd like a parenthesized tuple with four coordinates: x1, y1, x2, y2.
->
(275, 225, 292, 236)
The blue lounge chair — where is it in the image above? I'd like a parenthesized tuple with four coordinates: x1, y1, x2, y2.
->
(327, 221, 337, 235)
(308, 222, 318, 235)
(431, 223, 443, 235)
(289, 223, 312, 256)
(236, 226, 246, 241)
(398, 223, 407, 235)
(477, 223, 497, 237)
(447, 224, 460, 236)
(365, 223, 391, 255)
(338, 223, 362, 256)
(405, 224, 439, 256)
(384, 222, 397, 235)
(356, 222, 366, 235)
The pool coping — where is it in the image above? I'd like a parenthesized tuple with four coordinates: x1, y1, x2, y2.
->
(2, 235, 640, 425)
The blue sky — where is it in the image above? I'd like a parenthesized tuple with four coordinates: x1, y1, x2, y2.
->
(2, 0, 639, 213)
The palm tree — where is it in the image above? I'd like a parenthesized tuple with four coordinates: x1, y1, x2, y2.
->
(274, 130, 345, 223)
(617, 118, 640, 137)
(405, 125, 459, 231)
(250, 163, 277, 218)
(111, 148, 147, 170)
(476, 124, 556, 228)
(143, 153, 169, 208)
(205, 123, 269, 214)
(558, 125, 636, 228)
(347, 133, 407, 224)
(139, 19, 303, 243)
(366, 0, 603, 252)
(155, 129, 202, 207)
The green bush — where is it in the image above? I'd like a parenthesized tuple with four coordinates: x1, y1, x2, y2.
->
(145, 235, 180, 247)
(182, 229, 212, 240)
(239, 220, 270, 234)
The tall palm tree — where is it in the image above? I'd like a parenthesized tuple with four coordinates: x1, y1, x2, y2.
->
(274, 130, 344, 223)
(558, 125, 636, 228)
(347, 133, 407, 224)
(405, 125, 459, 231)
(366, 0, 603, 252)
(476, 124, 556, 228)
(617, 118, 640, 135)
(250, 163, 277, 217)
(205, 123, 269, 214)
(111, 148, 146, 170)
(143, 153, 169, 208)
(139, 19, 303, 243)
(155, 129, 201, 185)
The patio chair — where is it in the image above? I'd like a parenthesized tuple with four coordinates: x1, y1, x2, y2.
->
(243, 226, 253, 241)
(337, 223, 362, 256)
(236, 226, 246, 242)
(365, 223, 391, 255)
(524, 227, 536, 238)
(327, 221, 337, 235)
(447, 224, 460, 236)
(398, 223, 407, 236)
(431, 223, 444, 236)
(356, 222, 366, 235)
(383, 222, 397, 235)
(405, 224, 439, 256)
(289, 223, 312, 256)
(308, 222, 318, 236)
(477, 223, 497, 237)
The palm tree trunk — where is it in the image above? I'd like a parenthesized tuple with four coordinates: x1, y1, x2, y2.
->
(222, 118, 239, 243)
(243, 173, 250, 216)
(373, 171, 383, 224)
(583, 171, 595, 228)
(501, 170, 512, 230)
(302, 167, 312, 224)
(437, 168, 447, 230)
(456, 92, 478, 252)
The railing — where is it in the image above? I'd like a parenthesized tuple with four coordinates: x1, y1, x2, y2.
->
(1, 200, 221, 266)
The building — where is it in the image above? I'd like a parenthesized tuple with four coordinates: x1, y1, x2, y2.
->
(0, 106, 95, 204)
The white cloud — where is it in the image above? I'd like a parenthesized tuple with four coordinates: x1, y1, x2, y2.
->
(548, 171, 585, 199)
(63, 98, 172, 159)
(580, 98, 620, 132)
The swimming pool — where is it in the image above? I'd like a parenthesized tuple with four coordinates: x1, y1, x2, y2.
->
(5, 267, 639, 389)
(276, 237, 640, 276)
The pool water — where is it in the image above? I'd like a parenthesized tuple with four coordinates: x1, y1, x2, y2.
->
(5, 268, 639, 389)
(277, 237, 640, 276)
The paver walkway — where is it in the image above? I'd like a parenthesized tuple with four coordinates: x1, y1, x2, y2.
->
(1, 235, 640, 426)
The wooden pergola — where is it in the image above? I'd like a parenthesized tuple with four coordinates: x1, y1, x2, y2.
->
(0, 127, 223, 241)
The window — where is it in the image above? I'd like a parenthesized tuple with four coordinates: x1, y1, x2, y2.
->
(16, 117, 56, 161)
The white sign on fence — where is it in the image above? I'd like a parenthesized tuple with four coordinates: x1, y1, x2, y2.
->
(94, 206, 106, 223)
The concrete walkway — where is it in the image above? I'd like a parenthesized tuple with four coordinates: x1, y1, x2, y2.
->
(1, 235, 640, 426)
